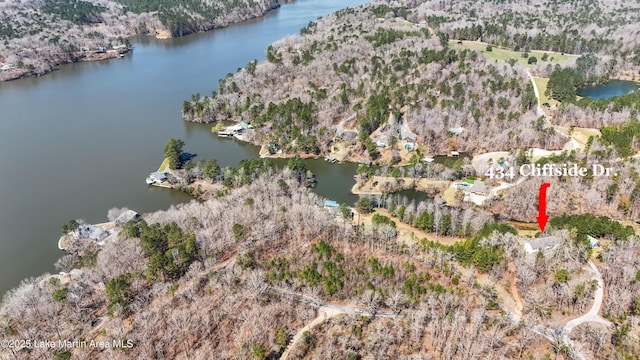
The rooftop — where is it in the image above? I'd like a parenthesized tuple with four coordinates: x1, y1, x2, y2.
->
(524, 236, 562, 253)
(75, 225, 109, 241)
(150, 171, 168, 180)
(324, 200, 339, 208)
(467, 180, 488, 194)
(116, 210, 140, 225)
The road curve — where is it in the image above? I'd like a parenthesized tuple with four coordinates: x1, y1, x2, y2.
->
(271, 259, 610, 360)
(564, 260, 612, 334)
(280, 306, 344, 360)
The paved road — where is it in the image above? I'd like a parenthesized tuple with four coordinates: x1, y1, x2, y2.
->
(564, 260, 612, 334)
(274, 259, 611, 360)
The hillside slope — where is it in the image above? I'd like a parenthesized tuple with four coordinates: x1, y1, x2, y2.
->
(0, 0, 283, 80)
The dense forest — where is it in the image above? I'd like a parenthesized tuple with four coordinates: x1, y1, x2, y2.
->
(115, 0, 287, 37)
(1, 167, 638, 358)
(421, 0, 640, 54)
(0, 0, 283, 80)
(3, 0, 640, 358)
(183, 3, 565, 156)
(0, 171, 534, 359)
(180, 0, 640, 221)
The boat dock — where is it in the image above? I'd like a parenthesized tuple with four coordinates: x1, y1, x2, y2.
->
(217, 121, 253, 138)
(217, 131, 234, 137)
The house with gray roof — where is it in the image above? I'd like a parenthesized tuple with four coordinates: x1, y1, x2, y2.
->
(116, 210, 140, 225)
(524, 236, 562, 254)
(467, 181, 488, 195)
(147, 171, 168, 184)
(75, 225, 109, 242)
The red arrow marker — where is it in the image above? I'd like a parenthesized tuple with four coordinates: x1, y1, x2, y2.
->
(537, 183, 551, 232)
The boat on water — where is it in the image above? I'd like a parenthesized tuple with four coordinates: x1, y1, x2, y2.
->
(324, 156, 338, 163)
(217, 131, 234, 137)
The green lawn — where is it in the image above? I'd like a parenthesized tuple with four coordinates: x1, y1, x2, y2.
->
(449, 40, 575, 107)
(158, 158, 170, 172)
(449, 40, 575, 67)
(532, 76, 559, 107)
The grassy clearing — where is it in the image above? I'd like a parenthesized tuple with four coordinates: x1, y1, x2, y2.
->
(158, 158, 170, 172)
(441, 185, 458, 205)
(571, 127, 601, 144)
(450, 40, 575, 66)
(532, 76, 559, 107)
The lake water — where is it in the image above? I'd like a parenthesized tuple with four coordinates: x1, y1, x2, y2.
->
(0, 0, 370, 297)
(577, 80, 639, 100)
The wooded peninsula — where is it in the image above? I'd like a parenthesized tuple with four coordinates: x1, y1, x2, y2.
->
(0, 0, 287, 81)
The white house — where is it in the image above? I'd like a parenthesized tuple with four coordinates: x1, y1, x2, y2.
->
(587, 235, 601, 248)
(146, 171, 168, 184)
(116, 210, 140, 225)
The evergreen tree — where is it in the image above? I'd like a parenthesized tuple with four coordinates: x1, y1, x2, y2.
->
(164, 138, 185, 170)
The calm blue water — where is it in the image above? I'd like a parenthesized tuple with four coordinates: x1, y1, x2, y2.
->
(577, 80, 639, 100)
(0, 0, 370, 297)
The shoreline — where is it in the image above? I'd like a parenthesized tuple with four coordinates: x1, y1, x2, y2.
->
(257, 143, 321, 159)
(0, 1, 284, 83)
(221, 125, 576, 171)
(0, 47, 132, 82)
(147, 159, 224, 199)
(351, 176, 450, 196)
(58, 221, 116, 251)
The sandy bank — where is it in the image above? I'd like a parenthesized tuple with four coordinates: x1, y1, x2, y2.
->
(155, 29, 172, 39)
